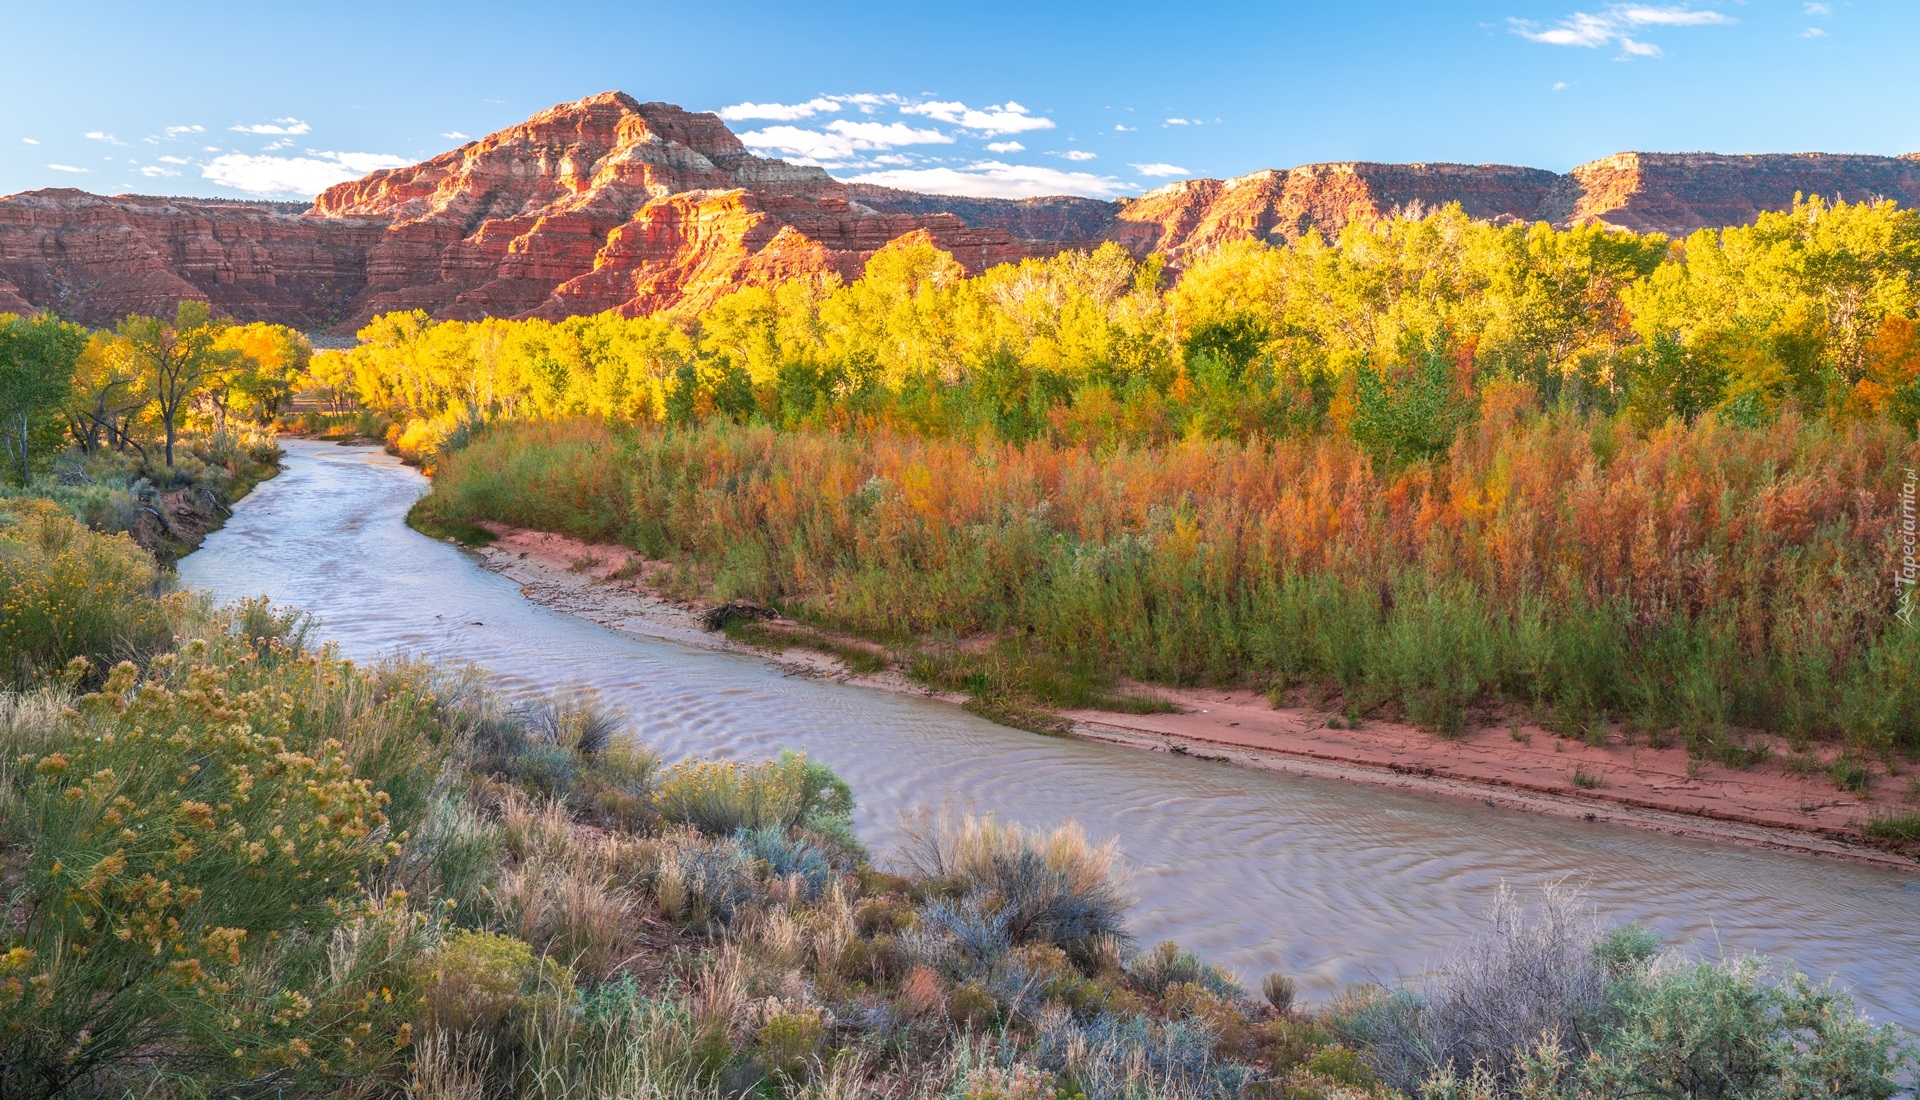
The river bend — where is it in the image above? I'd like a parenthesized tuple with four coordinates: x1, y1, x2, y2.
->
(181, 441, 1920, 1030)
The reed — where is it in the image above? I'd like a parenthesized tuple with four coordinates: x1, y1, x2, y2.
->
(418, 411, 1920, 752)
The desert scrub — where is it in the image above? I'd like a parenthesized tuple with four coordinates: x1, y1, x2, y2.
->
(898, 811, 1131, 970)
(1340, 885, 1917, 1099)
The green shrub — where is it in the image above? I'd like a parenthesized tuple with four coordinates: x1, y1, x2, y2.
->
(1131, 941, 1241, 999)
(1585, 958, 1915, 1100)
(754, 1008, 824, 1082)
(653, 751, 852, 840)
(418, 929, 540, 1035)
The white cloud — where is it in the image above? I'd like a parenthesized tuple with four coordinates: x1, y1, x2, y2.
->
(203, 145, 222, 152)
(229, 118, 312, 136)
(842, 160, 1124, 199)
(442, 131, 472, 141)
(900, 100, 1054, 136)
(1800, 26, 1827, 36)
(46, 164, 88, 173)
(1131, 162, 1190, 177)
(1052, 150, 1098, 161)
(739, 119, 951, 164)
(1164, 118, 1193, 126)
(719, 97, 844, 121)
(21, 138, 38, 145)
(1509, 4, 1731, 57)
(836, 94, 904, 112)
(717, 93, 909, 121)
(1616, 5, 1729, 26)
(201, 150, 410, 196)
(984, 141, 1025, 153)
(1114, 124, 1137, 132)
(1553, 81, 1571, 89)
(164, 124, 204, 137)
(826, 120, 951, 146)
(84, 131, 127, 145)
(1804, 1, 1829, 12)
(158, 155, 190, 164)
(138, 165, 179, 178)
(737, 126, 860, 163)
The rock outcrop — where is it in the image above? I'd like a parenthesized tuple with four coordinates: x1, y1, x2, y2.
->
(3, 91, 1918, 332)
(0, 189, 383, 328)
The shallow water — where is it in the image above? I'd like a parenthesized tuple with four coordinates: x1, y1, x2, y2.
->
(181, 440, 1920, 1030)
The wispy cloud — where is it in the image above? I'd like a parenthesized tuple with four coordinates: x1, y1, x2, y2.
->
(1131, 162, 1190, 177)
(1051, 150, 1097, 161)
(1553, 81, 1572, 90)
(202, 149, 409, 196)
(21, 138, 39, 145)
(84, 131, 127, 145)
(843, 161, 1123, 199)
(229, 118, 312, 136)
(158, 155, 190, 164)
(442, 131, 472, 141)
(984, 141, 1025, 153)
(163, 124, 204, 137)
(1509, 4, 1732, 58)
(46, 164, 88, 173)
(1163, 118, 1194, 126)
(1804, 2, 1830, 13)
(138, 165, 179, 178)
(1800, 26, 1827, 37)
(1114, 124, 1137, 132)
(899, 100, 1054, 136)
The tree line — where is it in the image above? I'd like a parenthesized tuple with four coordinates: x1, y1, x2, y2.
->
(314, 195, 1920, 463)
(0, 301, 308, 485)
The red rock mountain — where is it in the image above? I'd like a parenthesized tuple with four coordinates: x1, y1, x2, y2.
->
(3, 91, 1918, 332)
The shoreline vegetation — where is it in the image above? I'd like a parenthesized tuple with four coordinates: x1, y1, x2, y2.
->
(319, 195, 1920, 860)
(3, 497, 1916, 1098)
(0, 302, 307, 562)
(460, 515, 1919, 867)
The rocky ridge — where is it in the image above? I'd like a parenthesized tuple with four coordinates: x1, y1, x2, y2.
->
(3, 91, 1918, 332)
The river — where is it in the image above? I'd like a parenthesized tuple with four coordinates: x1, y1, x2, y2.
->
(180, 440, 1920, 1031)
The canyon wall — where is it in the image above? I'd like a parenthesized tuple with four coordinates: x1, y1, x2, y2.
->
(3, 91, 1917, 332)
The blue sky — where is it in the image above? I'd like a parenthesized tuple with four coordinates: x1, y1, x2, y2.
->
(3, 0, 1917, 201)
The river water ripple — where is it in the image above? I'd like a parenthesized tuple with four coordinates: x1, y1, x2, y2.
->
(180, 441, 1920, 1030)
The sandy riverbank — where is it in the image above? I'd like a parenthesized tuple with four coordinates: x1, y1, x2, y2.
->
(466, 522, 1919, 871)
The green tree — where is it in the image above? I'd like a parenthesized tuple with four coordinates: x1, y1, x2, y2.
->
(0, 313, 88, 485)
(119, 301, 236, 466)
(1350, 335, 1475, 468)
(1625, 332, 1728, 430)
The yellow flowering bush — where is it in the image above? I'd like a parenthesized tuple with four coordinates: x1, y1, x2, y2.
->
(0, 599, 447, 1094)
(0, 500, 172, 687)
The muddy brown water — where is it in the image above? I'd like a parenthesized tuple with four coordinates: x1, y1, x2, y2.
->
(181, 441, 1920, 1031)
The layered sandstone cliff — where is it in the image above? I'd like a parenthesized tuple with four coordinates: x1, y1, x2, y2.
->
(2, 90, 1917, 332)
